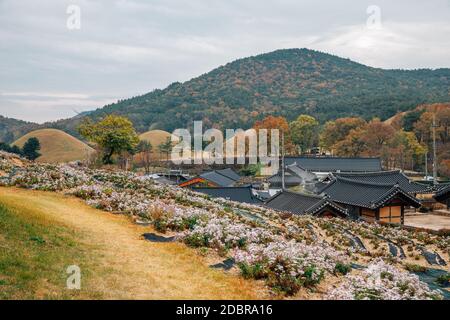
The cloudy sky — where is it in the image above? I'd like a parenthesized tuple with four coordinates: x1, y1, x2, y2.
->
(1, 0, 449, 123)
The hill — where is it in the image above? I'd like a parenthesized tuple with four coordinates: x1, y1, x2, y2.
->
(3, 49, 450, 139)
(46, 48, 450, 136)
(139, 130, 173, 148)
(13, 129, 94, 163)
(0, 116, 38, 143)
(385, 103, 450, 129)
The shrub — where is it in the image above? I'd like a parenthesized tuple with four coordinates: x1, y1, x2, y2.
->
(334, 262, 352, 275)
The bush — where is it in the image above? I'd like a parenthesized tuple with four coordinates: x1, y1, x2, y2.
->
(334, 262, 352, 275)
(404, 263, 427, 273)
(436, 273, 450, 286)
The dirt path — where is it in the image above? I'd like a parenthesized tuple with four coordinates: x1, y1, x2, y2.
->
(0, 187, 266, 300)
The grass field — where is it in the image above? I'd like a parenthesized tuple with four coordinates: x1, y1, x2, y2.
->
(0, 187, 265, 300)
(13, 129, 94, 163)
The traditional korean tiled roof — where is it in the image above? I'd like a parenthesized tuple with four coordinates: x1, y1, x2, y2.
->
(434, 184, 450, 202)
(284, 156, 382, 172)
(215, 168, 241, 181)
(267, 172, 303, 188)
(193, 186, 263, 204)
(180, 168, 241, 188)
(264, 190, 348, 217)
(196, 168, 241, 187)
(319, 176, 421, 209)
(330, 171, 430, 194)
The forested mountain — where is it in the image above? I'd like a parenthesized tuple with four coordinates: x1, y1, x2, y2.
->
(0, 116, 38, 143)
(2, 48, 450, 141)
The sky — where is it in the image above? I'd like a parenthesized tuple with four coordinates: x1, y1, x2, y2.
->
(1, 0, 449, 123)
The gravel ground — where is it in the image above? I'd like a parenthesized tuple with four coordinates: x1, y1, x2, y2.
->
(404, 214, 450, 231)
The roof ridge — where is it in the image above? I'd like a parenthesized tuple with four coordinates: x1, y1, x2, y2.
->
(336, 176, 397, 187)
(336, 170, 401, 177)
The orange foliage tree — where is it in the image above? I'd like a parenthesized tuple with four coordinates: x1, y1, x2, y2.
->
(253, 116, 295, 154)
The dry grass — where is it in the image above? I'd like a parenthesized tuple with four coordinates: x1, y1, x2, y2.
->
(139, 130, 173, 149)
(0, 187, 266, 300)
(13, 129, 94, 163)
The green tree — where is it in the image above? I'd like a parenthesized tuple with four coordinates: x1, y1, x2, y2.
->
(22, 137, 41, 161)
(158, 137, 173, 161)
(78, 115, 139, 164)
(290, 115, 319, 154)
(0, 142, 22, 156)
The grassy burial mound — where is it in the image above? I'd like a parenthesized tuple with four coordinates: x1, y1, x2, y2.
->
(13, 129, 94, 163)
(139, 130, 173, 148)
(137, 130, 178, 161)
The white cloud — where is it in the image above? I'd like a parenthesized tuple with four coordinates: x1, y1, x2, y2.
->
(0, 0, 449, 122)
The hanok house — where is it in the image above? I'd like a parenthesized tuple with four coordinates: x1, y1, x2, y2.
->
(265, 190, 348, 218)
(321, 170, 430, 195)
(192, 186, 263, 205)
(179, 168, 240, 188)
(434, 184, 450, 209)
(318, 176, 421, 224)
(281, 156, 383, 178)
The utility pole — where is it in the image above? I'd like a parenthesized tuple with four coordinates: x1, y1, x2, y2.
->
(432, 113, 438, 185)
(425, 152, 428, 179)
(281, 131, 285, 190)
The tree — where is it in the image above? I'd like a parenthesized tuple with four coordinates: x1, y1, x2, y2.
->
(335, 128, 368, 157)
(386, 130, 426, 170)
(137, 140, 153, 174)
(253, 116, 295, 154)
(290, 115, 319, 154)
(320, 117, 366, 152)
(158, 137, 173, 161)
(0, 142, 22, 156)
(22, 137, 41, 161)
(361, 118, 395, 157)
(78, 115, 139, 164)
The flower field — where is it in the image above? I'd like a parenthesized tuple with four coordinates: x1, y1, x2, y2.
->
(0, 151, 448, 299)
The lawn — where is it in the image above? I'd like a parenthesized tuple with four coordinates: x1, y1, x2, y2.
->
(0, 187, 265, 300)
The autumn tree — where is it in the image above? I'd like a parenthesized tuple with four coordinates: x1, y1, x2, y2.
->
(362, 118, 396, 157)
(78, 115, 140, 164)
(290, 115, 319, 154)
(253, 115, 295, 154)
(320, 117, 366, 152)
(386, 130, 426, 170)
(335, 127, 368, 157)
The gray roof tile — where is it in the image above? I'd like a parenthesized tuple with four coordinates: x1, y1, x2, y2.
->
(285, 157, 382, 172)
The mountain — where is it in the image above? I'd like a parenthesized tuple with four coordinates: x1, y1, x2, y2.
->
(0, 116, 38, 143)
(4, 49, 450, 139)
(13, 129, 94, 163)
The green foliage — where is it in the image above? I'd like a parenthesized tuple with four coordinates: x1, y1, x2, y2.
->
(436, 273, 450, 286)
(403, 110, 424, 131)
(78, 115, 139, 164)
(290, 114, 319, 153)
(0, 142, 23, 156)
(404, 263, 427, 273)
(22, 137, 41, 160)
(240, 163, 261, 176)
(334, 262, 352, 275)
(158, 137, 173, 160)
(56, 49, 450, 135)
